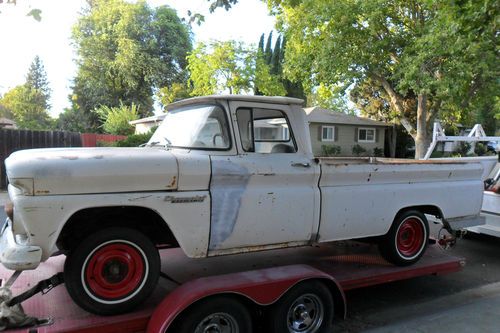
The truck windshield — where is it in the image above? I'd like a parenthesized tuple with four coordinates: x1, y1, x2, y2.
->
(148, 104, 231, 150)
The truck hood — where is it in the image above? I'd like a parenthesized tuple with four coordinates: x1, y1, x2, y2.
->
(5, 147, 178, 195)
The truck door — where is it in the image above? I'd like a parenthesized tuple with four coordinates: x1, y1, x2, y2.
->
(208, 101, 320, 253)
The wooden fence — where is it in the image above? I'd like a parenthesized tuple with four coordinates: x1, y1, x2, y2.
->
(0, 129, 82, 189)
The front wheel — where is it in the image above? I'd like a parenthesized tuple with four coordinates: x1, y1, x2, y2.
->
(64, 227, 160, 315)
(379, 210, 429, 266)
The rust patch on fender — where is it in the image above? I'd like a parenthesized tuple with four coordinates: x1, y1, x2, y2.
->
(167, 175, 177, 188)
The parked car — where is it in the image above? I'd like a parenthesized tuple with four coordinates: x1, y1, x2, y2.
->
(487, 141, 499, 153)
(1, 95, 484, 315)
(467, 162, 500, 237)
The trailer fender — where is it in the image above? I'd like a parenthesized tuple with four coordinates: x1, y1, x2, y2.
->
(147, 264, 346, 333)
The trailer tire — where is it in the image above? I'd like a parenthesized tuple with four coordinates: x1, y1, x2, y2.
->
(269, 280, 333, 333)
(64, 227, 160, 315)
(379, 210, 429, 266)
(174, 296, 252, 333)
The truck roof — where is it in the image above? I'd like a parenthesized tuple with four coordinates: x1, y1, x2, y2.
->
(167, 95, 305, 110)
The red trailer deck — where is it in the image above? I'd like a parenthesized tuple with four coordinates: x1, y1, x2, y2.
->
(1, 241, 464, 333)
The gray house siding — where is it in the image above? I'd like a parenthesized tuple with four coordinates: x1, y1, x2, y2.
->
(309, 122, 386, 157)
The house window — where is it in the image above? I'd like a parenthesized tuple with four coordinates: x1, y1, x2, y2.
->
(358, 128, 375, 142)
(321, 126, 335, 141)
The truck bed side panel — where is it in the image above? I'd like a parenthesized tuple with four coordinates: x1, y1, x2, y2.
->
(318, 161, 483, 242)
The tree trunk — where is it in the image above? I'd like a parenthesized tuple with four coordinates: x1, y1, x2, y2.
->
(415, 93, 429, 159)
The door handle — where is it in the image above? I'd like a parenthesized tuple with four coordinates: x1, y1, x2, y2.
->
(291, 162, 311, 168)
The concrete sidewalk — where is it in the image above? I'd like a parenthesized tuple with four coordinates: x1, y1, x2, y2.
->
(362, 281, 500, 333)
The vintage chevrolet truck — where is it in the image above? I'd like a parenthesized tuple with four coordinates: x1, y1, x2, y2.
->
(2, 95, 484, 315)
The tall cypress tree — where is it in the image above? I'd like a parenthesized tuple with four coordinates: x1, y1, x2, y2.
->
(264, 31, 273, 64)
(271, 35, 281, 74)
(258, 33, 265, 54)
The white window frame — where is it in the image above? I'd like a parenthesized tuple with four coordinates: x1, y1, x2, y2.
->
(321, 126, 335, 142)
(358, 127, 376, 143)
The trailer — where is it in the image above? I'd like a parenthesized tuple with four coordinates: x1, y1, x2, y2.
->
(1, 241, 464, 333)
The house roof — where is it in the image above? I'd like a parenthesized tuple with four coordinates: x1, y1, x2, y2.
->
(0, 117, 16, 127)
(304, 107, 389, 127)
(129, 114, 166, 125)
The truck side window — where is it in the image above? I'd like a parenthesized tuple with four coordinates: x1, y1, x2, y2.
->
(236, 108, 296, 153)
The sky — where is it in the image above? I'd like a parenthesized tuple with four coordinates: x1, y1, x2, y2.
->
(0, 0, 275, 117)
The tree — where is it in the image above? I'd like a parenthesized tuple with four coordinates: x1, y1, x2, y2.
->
(95, 102, 139, 136)
(254, 33, 305, 100)
(0, 85, 53, 130)
(269, 0, 499, 158)
(26, 55, 51, 109)
(71, 0, 192, 131)
(0, 56, 53, 130)
(157, 83, 192, 108)
(56, 106, 94, 133)
(187, 41, 254, 95)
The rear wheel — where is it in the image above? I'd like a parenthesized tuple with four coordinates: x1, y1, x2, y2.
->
(64, 227, 160, 315)
(379, 210, 429, 266)
(174, 296, 252, 333)
(269, 280, 333, 333)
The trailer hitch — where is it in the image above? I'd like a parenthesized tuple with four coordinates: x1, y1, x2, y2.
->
(0, 271, 64, 331)
(437, 226, 467, 250)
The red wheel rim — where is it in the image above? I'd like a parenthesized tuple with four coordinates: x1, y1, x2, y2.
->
(397, 217, 425, 258)
(85, 243, 145, 300)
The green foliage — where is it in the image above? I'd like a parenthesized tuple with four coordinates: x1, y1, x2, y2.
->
(56, 107, 94, 133)
(307, 83, 352, 114)
(268, 0, 499, 158)
(0, 85, 53, 130)
(321, 145, 341, 157)
(254, 57, 286, 96)
(71, 0, 191, 131)
(95, 102, 139, 136)
(453, 142, 472, 157)
(373, 147, 384, 157)
(474, 143, 487, 156)
(157, 83, 192, 108)
(26, 56, 51, 109)
(187, 41, 254, 95)
(352, 144, 367, 157)
(254, 32, 306, 100)
(115, 132, 154, 147)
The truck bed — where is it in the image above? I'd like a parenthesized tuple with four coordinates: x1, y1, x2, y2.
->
(3, 242, 464, 333)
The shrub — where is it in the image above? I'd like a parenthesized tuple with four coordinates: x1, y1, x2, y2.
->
(452, 142, 471, 157)
(474, 143, 487, 156)
(373, 147, 384, 157)
(352, 144, 367, 156)
(115, 132, 154, 147)
(321, 145, 341, 156)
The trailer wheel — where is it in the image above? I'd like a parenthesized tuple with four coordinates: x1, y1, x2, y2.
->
(379, 210, 429, 266)
(64, 227, 160, 315)
(269, 280, 333, 333)
(175, 296, 252, 333)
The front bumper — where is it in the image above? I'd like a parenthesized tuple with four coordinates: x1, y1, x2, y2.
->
(0, 218, 42, 270)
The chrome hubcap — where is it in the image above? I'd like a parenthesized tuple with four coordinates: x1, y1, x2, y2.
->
(287, 294, 324, 333)
(195, 312, 239, 333)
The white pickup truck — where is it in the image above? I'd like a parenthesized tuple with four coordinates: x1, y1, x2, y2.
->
(2, 95, 484, 315)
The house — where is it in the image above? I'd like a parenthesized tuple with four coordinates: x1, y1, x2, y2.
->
(305, 107, 390, 157)
(0, 118, 17, 129)
(129, 114, 166, 134)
